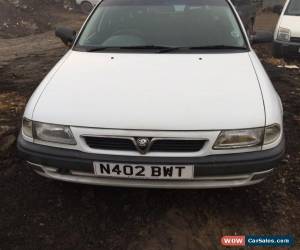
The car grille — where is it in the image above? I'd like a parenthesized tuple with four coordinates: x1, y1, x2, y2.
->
(150, 139, 205, 152)
(85, 137, 136, 151)
(290, 37, 300, 43)
(84, 136, 205, 153)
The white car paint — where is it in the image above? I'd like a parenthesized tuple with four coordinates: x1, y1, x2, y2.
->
(24, 47, 283, 152)
(274, 0, 300, 40)
(20, 0, 284, 188)
(30, 52, 265, 131)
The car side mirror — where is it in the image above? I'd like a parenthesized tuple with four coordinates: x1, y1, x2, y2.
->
(273, 5, 283, 15)
(55, 27, 76, 47)
(251, 31, 273, 44)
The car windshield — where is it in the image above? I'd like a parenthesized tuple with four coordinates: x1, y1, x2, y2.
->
(285, 0, 300, 16)
(75, 0, 247, 51)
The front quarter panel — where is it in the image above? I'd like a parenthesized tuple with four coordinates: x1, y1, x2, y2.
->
(23, 51, 72, 120)
(248, 51, 284, 150)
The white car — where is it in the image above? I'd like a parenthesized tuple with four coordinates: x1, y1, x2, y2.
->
(75, 0, 100, 14)
(18, 0, 285, 189)
(273, 0, 300, 58)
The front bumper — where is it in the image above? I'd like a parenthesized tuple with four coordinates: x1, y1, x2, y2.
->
(273, 40, 300, 58)
(17, 134, 285, 189)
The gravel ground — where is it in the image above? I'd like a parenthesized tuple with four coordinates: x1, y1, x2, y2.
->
(0, 9, 299, 250)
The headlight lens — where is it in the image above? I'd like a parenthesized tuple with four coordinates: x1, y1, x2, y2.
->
(33, 122, 76, 145)
(277, 27, 291, 42)
(264, 124, 281, 145)
(213, 128, 264, 149)
(22, 118, 33, 138)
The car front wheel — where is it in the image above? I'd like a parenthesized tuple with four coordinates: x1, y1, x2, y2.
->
(272, 42, 282, 59)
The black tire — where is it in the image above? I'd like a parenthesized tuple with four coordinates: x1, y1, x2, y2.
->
(81, 1, 93, 14)
(250, 17, 255, 33)
(272, 43, 282, 59)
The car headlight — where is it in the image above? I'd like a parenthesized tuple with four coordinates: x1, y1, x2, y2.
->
(33, 121, 76, 145)
(213, 125, 282, 149)
(277, 27, 291, 42)
(22, 118, 76, 145)
(264, 124, 281, 145)
(213, 128, 264, 149)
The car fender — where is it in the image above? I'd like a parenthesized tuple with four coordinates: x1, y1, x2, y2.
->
(23, 51, 72, 120)
(248, 51, 283, 150)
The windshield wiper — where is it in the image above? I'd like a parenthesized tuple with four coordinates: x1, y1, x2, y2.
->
(86, 46, 121, 52)
(85, 45, 247, 53)
(86, 45, 179, 52)
(156, 45, 248, 53)
(187, 45, 248, 50)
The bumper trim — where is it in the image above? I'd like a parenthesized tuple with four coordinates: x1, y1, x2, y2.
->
(27, 161, 274, 189)
(18, 134, 285, 177)
(273, 40, 300, 58)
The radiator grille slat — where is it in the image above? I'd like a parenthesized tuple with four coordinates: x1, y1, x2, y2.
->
(84, 137, 205, 153)
(151, 140, 205, 152)
(85, 137, 136, 151)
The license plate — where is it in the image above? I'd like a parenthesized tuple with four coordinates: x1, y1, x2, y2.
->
(93, 162, 194, 180)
